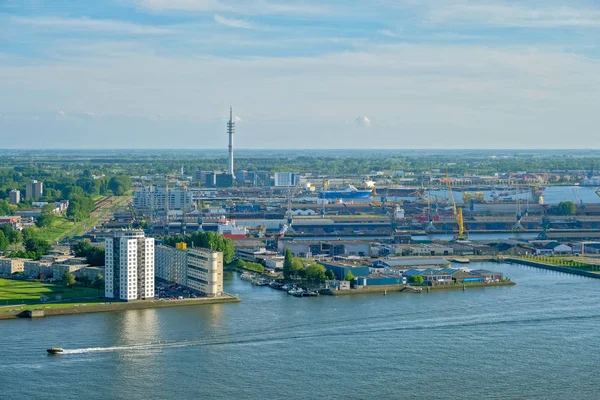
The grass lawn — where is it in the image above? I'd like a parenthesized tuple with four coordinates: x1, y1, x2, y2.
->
(0, 300, 108, 314)
(34, 217, 79, 242)
(0, 278, 101, 306)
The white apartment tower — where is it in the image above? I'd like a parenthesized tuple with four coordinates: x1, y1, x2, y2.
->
(105, 230, 155, 301)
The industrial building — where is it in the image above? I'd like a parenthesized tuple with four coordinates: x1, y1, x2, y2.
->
(25, 180, 43, 200)
(274, 172, 301, 187)
(105, 230, 155, 301)
(154, 244, 224, 297)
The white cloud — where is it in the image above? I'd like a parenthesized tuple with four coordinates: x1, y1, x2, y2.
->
(234, 116, 242, 122)
(214, 14, 254, 29)
(10, 16, 173, 34)
(355, 116, 372, 127)
(1, 40, 599, 148)
(425, 2, 600, 28)
(136, 0, 331, 15)
(378, 29, 399, 38)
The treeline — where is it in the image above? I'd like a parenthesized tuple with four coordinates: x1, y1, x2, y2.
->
(283, 249, 333, 283)
(0, 167, 132, 204)
(4, 237, 52, 260)
(162, 231, 235, 264)
(73, 240, 105, 266)
(230, 259, 265, 274)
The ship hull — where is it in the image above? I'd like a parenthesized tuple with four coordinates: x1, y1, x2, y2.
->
(319, 191, 372, 199)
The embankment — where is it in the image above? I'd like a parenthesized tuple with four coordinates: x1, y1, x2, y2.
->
(503, 258, 600, 279)
(0, 295, 240, 320)
(324, 281, 515, 296)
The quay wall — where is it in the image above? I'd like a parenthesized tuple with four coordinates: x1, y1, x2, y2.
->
(504, 258, 600, 279)
(0, 295, 240, 320)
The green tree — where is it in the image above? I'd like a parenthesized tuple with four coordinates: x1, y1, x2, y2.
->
(108, 176, 132, 195)
(244, 261, 265, 274)
(93, 273, 104, 289)
(306, 263, 327, 283)
(62, 271, 76, 288)
(0, 199, 13, 215)
(283, 249, 294, 279)
(36, 204, 57, 228)
(73, 240, 105, 266)
(24, 237, 52, 257)
(0, 230, 9, 251)
(344, 271, 355, 281)
(556, 201, 577, 216)
(325, 269, 336, 280)
(291, 258, 304, 279)
(79, 274, 91, 287)
(411, 275, 425, 285)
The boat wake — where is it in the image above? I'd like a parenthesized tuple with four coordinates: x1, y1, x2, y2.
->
(59, 311, 600, 355)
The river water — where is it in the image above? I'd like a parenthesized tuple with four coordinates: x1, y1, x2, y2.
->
(2, 263, 600, 399)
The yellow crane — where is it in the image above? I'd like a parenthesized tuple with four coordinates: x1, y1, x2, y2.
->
(445, 172, 468, 240)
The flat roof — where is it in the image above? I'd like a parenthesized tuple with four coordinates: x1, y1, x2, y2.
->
(377, 258, 450, 267)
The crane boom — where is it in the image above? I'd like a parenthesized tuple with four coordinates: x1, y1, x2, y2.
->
(445, 172, 467, 240)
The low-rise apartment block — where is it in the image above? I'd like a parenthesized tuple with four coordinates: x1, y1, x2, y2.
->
(155, 245, 224, 297)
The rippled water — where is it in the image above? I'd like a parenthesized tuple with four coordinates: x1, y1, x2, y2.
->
(2, 263, 600, 399)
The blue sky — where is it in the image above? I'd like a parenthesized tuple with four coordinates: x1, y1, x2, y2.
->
(1, 0, 599, 149)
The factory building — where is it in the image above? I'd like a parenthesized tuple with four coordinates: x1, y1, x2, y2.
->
(274, 172, 301, 187)
(252, 171, 272, 186)
(105, 230, 155, 301)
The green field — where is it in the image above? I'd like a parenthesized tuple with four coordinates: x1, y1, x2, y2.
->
(0, 278, 101, 306)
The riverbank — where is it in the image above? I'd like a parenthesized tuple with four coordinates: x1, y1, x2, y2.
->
(0, 295, 240, 320)
(324, 281, 516, 296)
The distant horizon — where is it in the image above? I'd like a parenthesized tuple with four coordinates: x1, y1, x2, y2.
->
(1, 1, 599, 148)
(1, 148, 600, 152)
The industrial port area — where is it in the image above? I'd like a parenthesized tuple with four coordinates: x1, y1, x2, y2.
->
(3, 109, 600, 316)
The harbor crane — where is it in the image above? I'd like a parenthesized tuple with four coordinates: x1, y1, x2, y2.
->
(445, 173, 468, 240)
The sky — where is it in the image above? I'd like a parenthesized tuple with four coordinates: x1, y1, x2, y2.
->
(1, 0, 600, 149)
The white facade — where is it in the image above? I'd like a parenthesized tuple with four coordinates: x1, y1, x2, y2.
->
(105, 230, 155, 301)
(186, 248, 223, 297)
(133, 188, 193, 212)
(274, 172, 300, 187)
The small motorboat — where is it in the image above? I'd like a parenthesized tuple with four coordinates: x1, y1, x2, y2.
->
(47, 347, 64, 355)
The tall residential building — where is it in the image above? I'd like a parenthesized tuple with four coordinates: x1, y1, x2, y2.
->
(105, 230, 155, 301)
(132, 187, 193, 212)
(8, 189, 20, 205)
(227, 106, 235, 177)
(25, 180, 43, 200)
(274, 172, 301, 187)
(154, 245, 223, 297)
